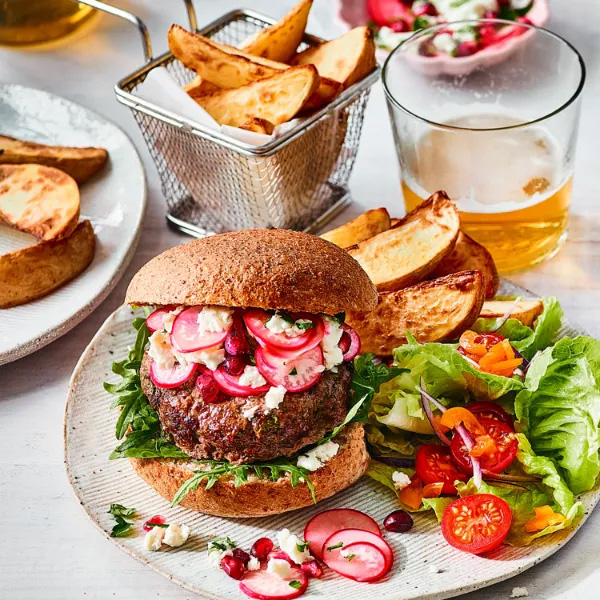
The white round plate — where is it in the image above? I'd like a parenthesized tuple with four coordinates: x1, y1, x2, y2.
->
(65, 282, 599, 600)
(0, 83, 146, 365)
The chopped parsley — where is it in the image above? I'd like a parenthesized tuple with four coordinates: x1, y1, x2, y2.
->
(295, 320, 315, 331)
(289, 581, 302, 589)
(345, 553, 356, 561)
(296, 541, 309, 553)
(208, 537, 236, 554)
(290, 367, 298, 376)
(327, 542, 344, 551)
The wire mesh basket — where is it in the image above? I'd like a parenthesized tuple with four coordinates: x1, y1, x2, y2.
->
(82, 1, 379, 236)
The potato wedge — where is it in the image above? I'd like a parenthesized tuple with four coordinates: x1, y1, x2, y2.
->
(189, 65, 319, 128)
(321, 208, 390, 248)
(169, 25, 340, 111)
(0, 219, 95, 308)
(291, 26, 376, 89)
(348, 191, 460, 291)
(0, 164, 80, 241)
(390, 217, 401, 227)
(0, 134, 107, 184)
(480, 299, 543, 328)
(240, 118, 274, 135)
(431, 230, 499, 299)
(240, 0, 312, 63)
(346, 271, 485, 356)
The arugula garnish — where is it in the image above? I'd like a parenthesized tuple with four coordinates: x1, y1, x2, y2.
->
(333, 312, 346, 324)
(108, 503, 136, 537)
(108, 503, 136, 518)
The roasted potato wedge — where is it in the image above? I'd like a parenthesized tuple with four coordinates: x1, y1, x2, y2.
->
(321, 208, 390, 248)
(0, 164, 80, 241)
(291, 26, 376, 89)
(189, 65, 319, 128)
(390, 217, 401, 227)
(0, 134, 107, 184)
(240, 0, 312, 63)
(348, 191, 460, 291)
(346, 271, 485, 356)
(0, 219, 95, 308)
(240, 118, 274, 135)
(480, 299, 543, 328)
(170, 26, 340, 111)
(431, 230, 499, 299)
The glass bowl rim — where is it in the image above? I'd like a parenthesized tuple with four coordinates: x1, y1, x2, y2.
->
(381, 18, 586, 132)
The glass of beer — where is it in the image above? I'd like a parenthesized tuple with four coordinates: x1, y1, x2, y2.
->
(382, 19, 585, 273)
(0, 0, 96, 48)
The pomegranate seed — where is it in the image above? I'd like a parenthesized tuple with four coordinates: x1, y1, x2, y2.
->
(338, 331, 351, 354)
(384, 510, 414, 533)
(143, 515, 166, 532)
(269, 551, 294, 565)
(195, 373, 220, 403)
(223, 354, 246, 376)
(250, 537, 274, 561)
(413, 2, 437, 17)
(455, 40, 480, 57)
(224, 318, 250, 356)
(221, 555, 246, 580)
(301, 560, 323, 578)
(389, 19, 409, 33)
(233, 548, 250, 566)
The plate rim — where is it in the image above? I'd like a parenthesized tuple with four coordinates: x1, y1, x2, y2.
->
(63, 295, 600, 600)
(0, 82, 147, 366)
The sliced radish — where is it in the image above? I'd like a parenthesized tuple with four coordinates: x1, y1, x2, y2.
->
(304, 508, 381, 560)
(255, 346, 324, 393)
(146, 307, 173, 333)
(149, 359, 197, 389)
(170, 306, 231, 352)
(244, 309, 322, 350)
(322, 529, 393, 571)
(239, 564, 307, 600)
(322, 541, 389, 582)
(261, 318, 324, 360)
(213, 366, 270, 397)
(340, 324, 360, 362)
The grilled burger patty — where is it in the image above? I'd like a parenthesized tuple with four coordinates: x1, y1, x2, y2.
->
(140, 353, 352, 464)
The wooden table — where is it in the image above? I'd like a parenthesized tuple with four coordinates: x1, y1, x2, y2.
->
(0, 1, 598, 598)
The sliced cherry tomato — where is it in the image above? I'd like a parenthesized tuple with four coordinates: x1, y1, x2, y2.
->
(255, 345, 324, 392)
(467, 401, 514, 427)
(415, 444, 468, 495)
(451, 418, 518, 474)
(441, 494, 512, 554)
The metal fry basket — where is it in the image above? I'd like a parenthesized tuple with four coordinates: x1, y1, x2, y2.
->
(82, 0, 380, 236)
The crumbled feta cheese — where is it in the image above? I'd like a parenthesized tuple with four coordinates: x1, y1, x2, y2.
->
(144, 527, 166, 551)
(264, 386, 286, 411)
(175, 345, 225, 371)
(510, 588, 529, 598)
(265, 313, 306, 337)
(197, 306, 233, 333)
(451, 26, 478, 43)
(276, 529, 311, 565)
(242, 402, 260, 420)
(207, 537, 236, 568)
(428, 564, 444, 574)
(375, 26, 412, 50)
(163, 523, 190, 547)
(432, 32, 456, 55)
(392, 471, 412, 491)
(267, 558, 293, 579)
(163, 307, 183, 333)
(432, 0, 497, 21)
(148, 331, 176, 370)
(321, 316, 344, 370)
(340, 549, 354, 559)
(238, 365, 267, 388)
(297, 441, 339, 472)
(247, 556, 261, 571)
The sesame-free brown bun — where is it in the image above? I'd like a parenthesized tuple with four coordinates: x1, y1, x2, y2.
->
(125, 229, 378, 315)
(129, 423, 369, 517)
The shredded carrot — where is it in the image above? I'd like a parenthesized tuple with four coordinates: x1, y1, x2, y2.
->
(422, 482, 444, 498)
(469, 434, 498, 458)
(501, 339, 515, 360)
(440, 407, 486, 436)
(459, 330, 488, 357)
(524, 506, 567, 532)
(398, 476, 423, 509)
(478, 343, 506, 368)
(486, 358, 523, 375)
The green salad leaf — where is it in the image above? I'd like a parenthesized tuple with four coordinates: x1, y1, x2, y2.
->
(515, 336, 600, 494)
(474, 297, 563, 360)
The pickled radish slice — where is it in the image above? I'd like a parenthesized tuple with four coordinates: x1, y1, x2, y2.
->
(239, 564, 307, 600)
(146, 307, 172, 333)
(171, 306, 231, 352)
(322, 529, 393, 570)
(255, 346, 324, 392)
(304, 508, 381, 559)
(340, 324, 360, 361)
(323, 541, 389, 582)
(149, 359, 197, 389)
(213, 366, 270, 397)
(261, 318, 324, 360)
(244, 309, 322, 350)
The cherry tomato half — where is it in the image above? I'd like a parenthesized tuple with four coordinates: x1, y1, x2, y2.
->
(473, 332, 505, 349)
(441, 494, 512, 554)
(451, 418, 518, 474)
(415, 444, 468, 495)
(467, 401, 514, 427)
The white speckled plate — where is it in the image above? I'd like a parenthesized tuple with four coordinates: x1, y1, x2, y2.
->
(0, 83, 146, 365)
(64, 281, 600, 600)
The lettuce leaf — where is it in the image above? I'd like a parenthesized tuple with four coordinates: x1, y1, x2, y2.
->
(474, 297, 563, 360)
(515, 336, 600, 494)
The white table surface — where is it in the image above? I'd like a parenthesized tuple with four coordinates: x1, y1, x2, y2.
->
(1, 1, 599, 599)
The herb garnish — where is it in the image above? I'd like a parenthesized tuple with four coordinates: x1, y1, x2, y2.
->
(289, 581, 302, 589)
(333, 312, 346, 324)
(290, 367, 298, 376)
(295, 320, 315, 331)
(327, 542, 344, 551)
(296, 541, 309, 553)
(345, 553, 356, 561)
(108, 503, 136, 537)
(208, 537, 236, 554)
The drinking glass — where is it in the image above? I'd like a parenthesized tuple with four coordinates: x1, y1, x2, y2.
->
(382, 19, 585, 273)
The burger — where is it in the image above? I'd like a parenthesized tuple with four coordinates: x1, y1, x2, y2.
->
(110, 229, 378, 517)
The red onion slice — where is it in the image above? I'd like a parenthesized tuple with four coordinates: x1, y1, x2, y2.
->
(419, 384, 451, 447)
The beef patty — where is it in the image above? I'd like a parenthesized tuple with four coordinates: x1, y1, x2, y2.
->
(140, 353, 352, 464)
